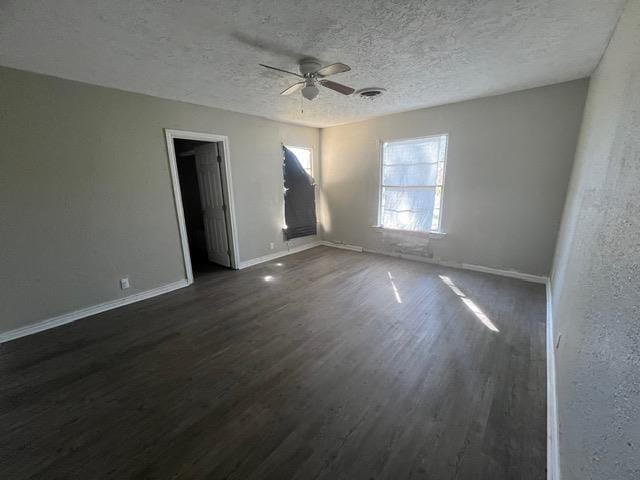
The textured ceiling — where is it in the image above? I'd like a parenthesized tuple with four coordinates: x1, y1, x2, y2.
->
(0, 0, 627, 127)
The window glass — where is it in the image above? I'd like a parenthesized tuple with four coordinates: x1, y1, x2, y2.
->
(379, 135, 448, 232)
(286, 146, 312, 176)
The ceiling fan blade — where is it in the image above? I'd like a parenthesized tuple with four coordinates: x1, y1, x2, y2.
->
(280, 82, 306, 95)
(316, 62, 351, 77)
(259, 64, 302, 78)
(319, 79, 355, 95)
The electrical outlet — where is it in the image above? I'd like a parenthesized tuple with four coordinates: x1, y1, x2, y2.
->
(269, 242, 275, 250)
(120, 277, 130, 290)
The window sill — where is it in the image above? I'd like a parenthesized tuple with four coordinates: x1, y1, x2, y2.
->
(370, 225, 447, 239)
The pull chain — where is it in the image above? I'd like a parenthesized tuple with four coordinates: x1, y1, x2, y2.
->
(300, 94, 304, 114)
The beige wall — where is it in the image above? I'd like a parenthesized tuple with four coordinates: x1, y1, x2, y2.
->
(551, 1, 640, 478)
(0, 66, 319, 333)
(0, 65, 590, 338)
(320, 81, 588, 276)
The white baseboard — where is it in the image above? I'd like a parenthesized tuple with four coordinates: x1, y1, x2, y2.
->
(457, 262, 548, 284)
(0, 279, 189, 344)
(237, 241, 321, 269)
(546, 280, 560, 480)
(319, 240, 364, 252)
(357, 247, 548, 284)
(320, 240, 548, 284)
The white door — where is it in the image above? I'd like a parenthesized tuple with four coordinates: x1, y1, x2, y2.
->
(194, 143, 231, 267)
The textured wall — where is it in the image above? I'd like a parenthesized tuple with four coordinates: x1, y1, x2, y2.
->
(320, 81, 588, 276)
(550, 0, 640, 478)
(0, 66, 319, 334)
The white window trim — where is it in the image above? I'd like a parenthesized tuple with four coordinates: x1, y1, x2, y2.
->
(376, 134, 449, 235)
(285, 144, 314, 177)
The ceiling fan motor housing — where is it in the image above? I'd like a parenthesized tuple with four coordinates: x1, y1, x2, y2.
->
(299, 58, 322, 76)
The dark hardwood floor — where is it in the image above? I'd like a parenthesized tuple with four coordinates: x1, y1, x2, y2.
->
(0, 247, 546, 479)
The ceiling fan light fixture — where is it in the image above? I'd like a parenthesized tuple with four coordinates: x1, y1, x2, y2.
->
(302, 84, 319, 100)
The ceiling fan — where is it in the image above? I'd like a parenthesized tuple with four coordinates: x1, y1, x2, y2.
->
(259, 58, 355, 100)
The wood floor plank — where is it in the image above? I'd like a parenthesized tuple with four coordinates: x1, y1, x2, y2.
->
(0, 246, 546, 479)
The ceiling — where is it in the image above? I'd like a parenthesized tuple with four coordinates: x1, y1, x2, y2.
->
(0, 0, 627, 127)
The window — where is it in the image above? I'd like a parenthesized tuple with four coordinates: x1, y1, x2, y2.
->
(379, 135, 448, 233)
(282, 146, 317, 239)
(285, 146, 313, 177)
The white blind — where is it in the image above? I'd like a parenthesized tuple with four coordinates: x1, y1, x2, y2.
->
(380, 135, 448, 232)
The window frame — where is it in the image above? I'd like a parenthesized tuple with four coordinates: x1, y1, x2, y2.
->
(377, 134, 449, 234)
(284, 145, 313, 177)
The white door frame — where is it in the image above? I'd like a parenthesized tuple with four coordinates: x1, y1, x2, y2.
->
(164, 129, 240, 283)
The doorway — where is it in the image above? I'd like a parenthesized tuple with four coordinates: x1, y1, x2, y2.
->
(165, 130, 239, 283)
